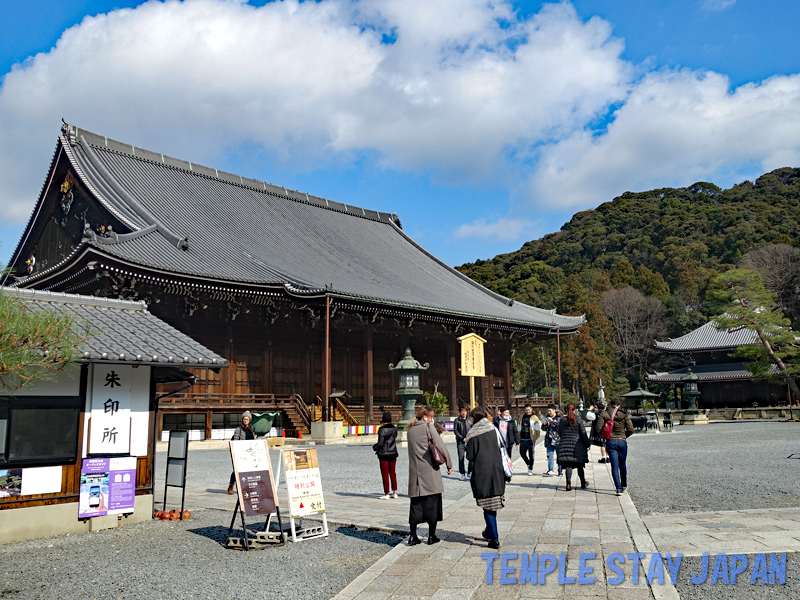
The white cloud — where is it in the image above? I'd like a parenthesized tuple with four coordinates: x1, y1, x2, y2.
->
(453, 217, 538, 242)
(701, 0, 736, 11)
(0, 0, 798, 243)
(528, 69, 800, 209)
(0, 0, 628, 221)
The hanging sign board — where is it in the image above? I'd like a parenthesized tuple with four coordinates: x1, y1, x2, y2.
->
(230, 440, 278, 517)
(282, 449, 325, 518)
(458, 333, 487, 377)
(78, 457, 137, 519)
(89, 365, 132, 454)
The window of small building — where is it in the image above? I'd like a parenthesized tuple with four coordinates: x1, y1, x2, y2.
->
(0, 396, 82, 467)
(162, 413, 206, 431)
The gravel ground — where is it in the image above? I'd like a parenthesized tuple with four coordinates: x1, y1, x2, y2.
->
(674, 553, 798, 599)
(0, 508, 402, 600)
(168, 440, 473, 501)
(625, 421, 800, 515)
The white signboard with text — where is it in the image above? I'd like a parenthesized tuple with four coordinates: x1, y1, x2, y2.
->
(87, 365, 150, 456)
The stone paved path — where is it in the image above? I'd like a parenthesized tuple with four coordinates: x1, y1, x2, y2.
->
(331, 446, 679, 600)
(155, 441, 800, 599)
(643, 507, 800, 557)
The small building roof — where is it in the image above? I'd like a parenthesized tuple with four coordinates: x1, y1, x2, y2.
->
(647, 362, 779, 383)
(654, 320, 759, 353)
(8, 123, 584, 333)
(2, 287, 226, 368)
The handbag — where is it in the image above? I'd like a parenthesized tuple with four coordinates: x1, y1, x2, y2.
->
(426, 423, 447, 466)
(600, 406, 619, 439)
(495, 428, 514, 479)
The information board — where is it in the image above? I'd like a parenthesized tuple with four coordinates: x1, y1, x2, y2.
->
(230, 440, 279, 517)
(282, 449, 325, 518)
(458, 333, 487, 377)
(79, 456, 136, 519)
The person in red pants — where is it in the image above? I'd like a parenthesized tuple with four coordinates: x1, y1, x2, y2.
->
(374, 411, 399, 499)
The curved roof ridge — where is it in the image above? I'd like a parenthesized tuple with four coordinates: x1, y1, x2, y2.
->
(77, 134, 190, 250)
(1, 141, 63, 285)
(3, 286, 147, 311)
(388, 220, 584, 329)
(64, 122, 397, 227)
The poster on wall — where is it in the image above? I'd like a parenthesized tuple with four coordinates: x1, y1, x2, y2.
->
(282, 449, 325, 518)
(21, 466, 63, 496)
(0, 469, 22, 498)
(230, 440, 278, 517)
(79, 457, 137, 519)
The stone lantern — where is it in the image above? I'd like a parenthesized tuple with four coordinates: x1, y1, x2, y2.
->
(680, 368, 708, 425)
(389, 348, 429, 429)
(683, 369, 700, 409)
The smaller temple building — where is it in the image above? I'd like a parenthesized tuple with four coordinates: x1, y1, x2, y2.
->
(0, 288, 225, 543)
(647, 320, 790, 408)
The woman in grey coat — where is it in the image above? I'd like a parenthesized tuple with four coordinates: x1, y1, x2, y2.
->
(407, 407, 452, 545)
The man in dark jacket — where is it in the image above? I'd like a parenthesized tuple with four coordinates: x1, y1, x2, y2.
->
(493, 407, 520, 459)
(518, 403, 540, 476)
(454, 405, 472, 481)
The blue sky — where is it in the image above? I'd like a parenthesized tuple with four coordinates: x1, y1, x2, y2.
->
(2, 0, 800, 269)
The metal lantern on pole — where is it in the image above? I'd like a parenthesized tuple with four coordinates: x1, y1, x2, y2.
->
(389, 348, 429, 429)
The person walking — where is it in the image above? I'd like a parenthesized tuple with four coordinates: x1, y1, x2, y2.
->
(407, 407, 452, 545)
(454, 405, 472, 481)
(590, 401, 610, 463)
(227, 411, 255, 494)
(465, 406, 506, 550)
(541, 404, 561, 476)
(594, 398, 634, 495)
(519, 404, 541, 476)
(556, 403, 591, 491)
(493, 406, 520, 460)
(374, 411, 399, 499)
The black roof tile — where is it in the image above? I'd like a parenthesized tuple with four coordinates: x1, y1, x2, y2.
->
(36, 124, 585, 331)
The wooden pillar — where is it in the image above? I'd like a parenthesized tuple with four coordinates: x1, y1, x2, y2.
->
(364, 327, 374, 425)
(556, 329, 563, 406)
(447, 338, 458, 415)
(156, 410, 164, 443)
(504, 345, 513, 405)
(324, 296, 331, 421)
(205, 410, 213, 441)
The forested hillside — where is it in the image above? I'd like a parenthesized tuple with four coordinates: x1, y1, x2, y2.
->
(457, 168, 800, 402)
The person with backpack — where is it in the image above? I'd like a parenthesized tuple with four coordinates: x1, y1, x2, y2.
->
(541, 404, 562, 476)
(374, 411, 399, 499)
(594, 398, 634, 495)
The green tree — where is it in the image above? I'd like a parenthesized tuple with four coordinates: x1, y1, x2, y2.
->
(0, 291, 87, 389)
(709, 269, 800, 401)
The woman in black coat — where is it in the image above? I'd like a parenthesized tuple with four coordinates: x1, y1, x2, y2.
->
(465, 406, 506, 549)
(557, 403, 591, 491)
(374, 411, 399, 499)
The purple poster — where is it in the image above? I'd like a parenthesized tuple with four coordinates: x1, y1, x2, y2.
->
(79, 457, 137, 519)
(108, 457, 137, 515)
